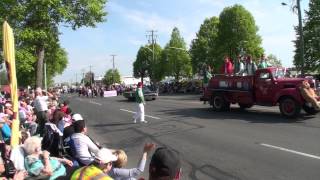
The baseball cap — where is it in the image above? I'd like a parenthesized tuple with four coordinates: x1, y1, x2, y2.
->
(72, 113, 83, 121)
(150, 147, 181, 178)
(95, 148, 118, 164)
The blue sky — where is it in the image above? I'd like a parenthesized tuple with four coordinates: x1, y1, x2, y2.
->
(55, 0, 309, 83)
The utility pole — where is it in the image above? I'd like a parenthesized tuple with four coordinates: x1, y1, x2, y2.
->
(281, 1, 305, 75)
(146, 30, 157, 86)
(89, 65, 92, 87)
(110, 54, 116, 85)
(296, 0, 305, 75)
(81, 69, 85, 86)
(75, 73, 78, 86)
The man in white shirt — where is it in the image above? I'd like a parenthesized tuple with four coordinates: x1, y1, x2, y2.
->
(33, 87, 52, 136)
(70, 119, 100, 166)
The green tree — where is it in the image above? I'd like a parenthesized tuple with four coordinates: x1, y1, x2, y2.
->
(190, 17, 219, 74)
(267, 54, 282, 67)
(133, 44, 163, 83)
(82, 72, 95, 87)
(217, 4, 264, 69)
(45, 45, 68, 86)
(0, 63, 8, 85)
(146, 44, 164, 84)
(103, 69, 120, 85)
(15, 47, 37, 86)
(133, 46, 150, 83)
(293, 27, 303, 72)
(163, 27, 192, 81)
(294, 0, 320, 73)
(0, 0, 107, 87)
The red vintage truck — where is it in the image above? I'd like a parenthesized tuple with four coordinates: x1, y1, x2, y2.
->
(201, 67, 320, 118)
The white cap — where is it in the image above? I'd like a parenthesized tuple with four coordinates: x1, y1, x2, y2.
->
(95, 148, 118, 164)
(72, 113, 83, 121)
(5, 103, 12, 107)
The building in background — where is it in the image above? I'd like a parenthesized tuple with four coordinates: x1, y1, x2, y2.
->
(121, 76, 150, 86)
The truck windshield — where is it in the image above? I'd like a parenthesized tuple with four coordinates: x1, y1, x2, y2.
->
(272, 68, 286, 79)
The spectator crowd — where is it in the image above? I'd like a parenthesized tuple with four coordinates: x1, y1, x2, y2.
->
(0, 87, 181, 180)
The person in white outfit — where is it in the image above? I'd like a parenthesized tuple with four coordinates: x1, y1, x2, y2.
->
(133, 82, 147, 123)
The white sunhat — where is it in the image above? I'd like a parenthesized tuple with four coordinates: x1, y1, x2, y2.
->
(95, 148, 118, 164)
(72, 113, 83, 121)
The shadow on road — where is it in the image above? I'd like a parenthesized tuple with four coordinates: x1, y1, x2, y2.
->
(158, 107, 315, 124)
(117, 99, 135, 103)
(90, 122, 134, 127)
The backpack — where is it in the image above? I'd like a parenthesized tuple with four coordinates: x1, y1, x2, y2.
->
(41, 125, 65, 157)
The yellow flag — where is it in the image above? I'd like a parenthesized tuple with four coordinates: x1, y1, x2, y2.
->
(3, 21, 20, 147)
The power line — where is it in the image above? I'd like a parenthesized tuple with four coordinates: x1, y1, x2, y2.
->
(146, 30, 158, 45)
(146, 30, 158, 83)
(89, 65, 92, 87)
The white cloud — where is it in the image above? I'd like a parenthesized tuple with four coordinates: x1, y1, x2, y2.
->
(110, 1, 186, 34)
(198, 0, 226, 8)
(128, 37, 145, 46)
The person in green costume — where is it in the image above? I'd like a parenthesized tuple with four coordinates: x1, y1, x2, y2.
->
(133, 82, 148, 123)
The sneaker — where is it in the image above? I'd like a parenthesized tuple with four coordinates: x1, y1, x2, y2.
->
(133, 119, 137, 123)
(141, 120, 148, 123)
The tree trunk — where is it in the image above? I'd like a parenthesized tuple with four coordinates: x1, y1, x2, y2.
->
(36, 46, 45, 88)
(140, 75, 144, 84)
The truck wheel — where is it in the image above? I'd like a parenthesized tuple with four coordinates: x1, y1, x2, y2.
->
(302, 104, 319, 115)
(238, 103, 253, 109)
(279, 97, 301, 118)
(212, 94, 229, 111)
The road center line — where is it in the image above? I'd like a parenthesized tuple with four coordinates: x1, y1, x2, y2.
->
(260, 143, 320, 160)
(89, 101, 102, 106)
(120, 109, 161, 119)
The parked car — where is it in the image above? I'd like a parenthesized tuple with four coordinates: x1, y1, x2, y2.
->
(123, 87, 158, 101)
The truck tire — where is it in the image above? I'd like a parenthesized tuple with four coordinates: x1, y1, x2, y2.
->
(279, 97, 301, 118)
(211, 94, 230, 111)
(238, 103, 253, 109)
(302, 104, 319, 115)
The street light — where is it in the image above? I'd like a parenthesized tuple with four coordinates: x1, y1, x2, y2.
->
(282, 0, 305, 75)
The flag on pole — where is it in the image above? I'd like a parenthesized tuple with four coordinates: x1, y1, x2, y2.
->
(3, 21, 20, 147)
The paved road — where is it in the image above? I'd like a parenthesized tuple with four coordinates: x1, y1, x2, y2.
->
(65, 93, 320, 180)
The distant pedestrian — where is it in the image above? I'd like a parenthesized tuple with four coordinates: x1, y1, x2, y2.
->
(220, 56, 234, 75)
(133, 82, 147, 124)
(202, 64, 212, 104)
(100, 87, 104, 97)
